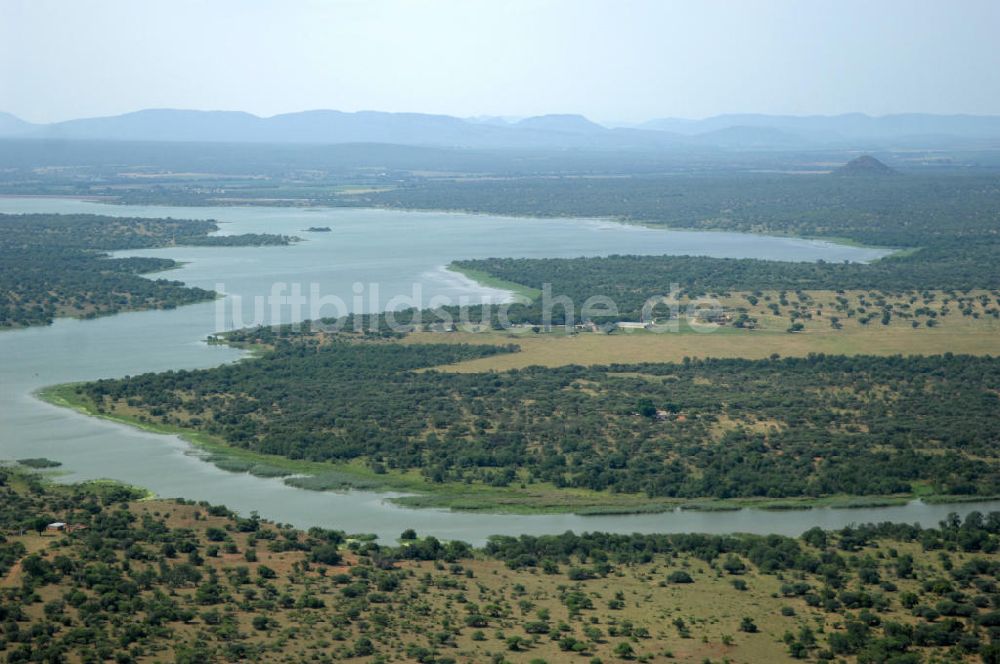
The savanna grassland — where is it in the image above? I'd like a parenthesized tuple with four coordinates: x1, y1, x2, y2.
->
(3, 467, 1000, 664)
(406, 287, 1000, 372)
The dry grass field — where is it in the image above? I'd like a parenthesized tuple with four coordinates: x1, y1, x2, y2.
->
(404, 289, 999, 372)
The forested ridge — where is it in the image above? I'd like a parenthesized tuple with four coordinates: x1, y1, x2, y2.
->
(3, 466, 1000, 662)
(0, 214, 293, 328)
(360, 174, 1000, 247)
(78, 337, 1000, 501)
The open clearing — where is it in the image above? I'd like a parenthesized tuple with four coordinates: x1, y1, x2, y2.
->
(409, 289, 999, 372)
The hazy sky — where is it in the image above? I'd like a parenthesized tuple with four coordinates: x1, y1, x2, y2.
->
(3, 0, 999, 124)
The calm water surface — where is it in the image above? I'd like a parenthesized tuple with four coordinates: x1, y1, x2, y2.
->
(1, 198, 994, 543)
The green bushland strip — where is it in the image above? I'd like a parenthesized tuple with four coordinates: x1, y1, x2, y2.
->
(39, 349, 995, 516)
(33, 384, 883, 515)
(39, 383, 649, 514)
(34, 387, 682, 514)
(38, 383, 374, 483)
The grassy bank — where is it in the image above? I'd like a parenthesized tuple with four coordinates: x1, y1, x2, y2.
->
(446, 262, 541, 302)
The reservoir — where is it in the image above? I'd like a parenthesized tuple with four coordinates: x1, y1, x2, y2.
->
(1, 197, 994, 544)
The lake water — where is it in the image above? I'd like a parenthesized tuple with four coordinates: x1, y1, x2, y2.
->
(1, 198, 995, 544)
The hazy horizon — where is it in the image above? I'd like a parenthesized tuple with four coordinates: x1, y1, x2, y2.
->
(3, 0, 999, 125)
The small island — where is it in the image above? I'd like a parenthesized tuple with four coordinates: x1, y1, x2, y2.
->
(305, 226, 332, 232)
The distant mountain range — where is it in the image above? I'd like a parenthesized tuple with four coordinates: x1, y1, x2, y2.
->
(0, 112, 33, 136)
(2, 109, 999, 150)
(635, 113, 1000, 140)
